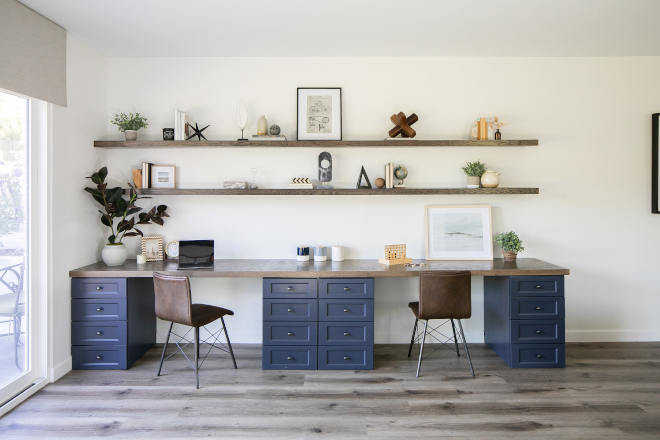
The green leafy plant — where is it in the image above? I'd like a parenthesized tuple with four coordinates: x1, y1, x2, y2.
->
(85, 167, 169, 245)
(111, 112, 148, 132)
(461, 160, 487, 177)
(494, 231, 525, 254)
(0, 165, 24, 247)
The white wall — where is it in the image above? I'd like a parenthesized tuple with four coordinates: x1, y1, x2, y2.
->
(50, 36, 107, 379)
(102, 57, 660, 344)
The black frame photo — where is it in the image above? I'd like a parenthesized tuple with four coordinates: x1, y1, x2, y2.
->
(297, 88, 342, 140)
(653, 113, 659, 213)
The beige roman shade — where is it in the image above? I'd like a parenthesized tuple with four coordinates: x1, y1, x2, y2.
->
(0, 0, 67, 107)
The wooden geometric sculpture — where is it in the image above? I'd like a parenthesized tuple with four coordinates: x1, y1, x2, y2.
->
(378, 244, 413, 265)
(388, 112, 418, 138)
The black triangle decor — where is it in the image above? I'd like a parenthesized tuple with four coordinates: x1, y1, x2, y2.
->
(356, 166, 372, 189)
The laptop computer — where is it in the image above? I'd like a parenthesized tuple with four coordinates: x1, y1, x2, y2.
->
(177, 240, 214, 269)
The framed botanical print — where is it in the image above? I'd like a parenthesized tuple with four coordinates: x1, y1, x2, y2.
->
(425, 205, 493, 260)
(653, 113, 659, 213)
(297, 88, 342, 140)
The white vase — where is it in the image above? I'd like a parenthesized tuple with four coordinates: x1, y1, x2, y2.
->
(257, 115, 268, 135)
(481, 170, 501, 188)
(124, 130, 137, 141)
(102, 243, 128, 266)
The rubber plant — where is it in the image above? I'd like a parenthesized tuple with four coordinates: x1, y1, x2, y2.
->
(84, 167, 169, 245)
(494, 231, 524, 262)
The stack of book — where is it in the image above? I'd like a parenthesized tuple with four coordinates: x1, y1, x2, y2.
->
(141, 162, 153, 188)
(251, 135, 287, 141)
(384, 162, 395, 189)
(174, 109, 193, 140)
(287, 178, 313, 189)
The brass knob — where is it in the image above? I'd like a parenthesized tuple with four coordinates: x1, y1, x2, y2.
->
(96, 331, 103, 335)
(343, 309, 350, 312)
(536, 330, 542, 334)
(535, 307, 542, 310)
(287, 332, 293, 336)
(287, 286, 293, 291)
(343, 287, 349, 291)
(287, 308, 294, 312)
(343, 356, 349, 360)
(96, 356, 103, 360)
(536, 354, 542, 358)
(535, 285, 542, 289)
(96, 286, 103, 290)
(96, 308, 103, 312)
(344, 332, 349, 336)
(287, 356, 293, 360)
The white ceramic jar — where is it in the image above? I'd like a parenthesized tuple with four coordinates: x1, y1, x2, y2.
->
(102, 243, 128, 266)
(257, 115, 268, 135)
(124, 130, 137, 141)
(481, 170, 501, 188)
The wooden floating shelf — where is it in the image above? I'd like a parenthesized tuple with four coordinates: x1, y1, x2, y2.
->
(95, 139, 538, 148)
(125, 188, 539, 196)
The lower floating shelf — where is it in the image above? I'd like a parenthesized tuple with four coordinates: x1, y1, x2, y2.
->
(127, 188, 539, 196)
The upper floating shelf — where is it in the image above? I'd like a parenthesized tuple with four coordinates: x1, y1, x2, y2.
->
(94, 139, 538, 148)
(126, 188, 539, 196)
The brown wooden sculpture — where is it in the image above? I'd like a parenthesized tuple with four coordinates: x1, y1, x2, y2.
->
(388, 112, 418, 138)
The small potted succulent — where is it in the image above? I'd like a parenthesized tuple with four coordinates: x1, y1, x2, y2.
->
(461, 160, 487, 188)
(111, 112, 148, 141)
(494, 231, 524, 262)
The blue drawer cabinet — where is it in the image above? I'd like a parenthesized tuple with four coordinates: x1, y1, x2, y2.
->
(319, 322, 374, 346)
(263, 322, 318, 345)
(71, 278, 156, 370)
(263, 278, 317, 299)
(263, 299, 318, 321)
(262, 346, 318, 370)
(320, 278, 374, 299)
(319, 345, 374, 370)
(319, 299, 374, 321)
(484, 276, 565, 368)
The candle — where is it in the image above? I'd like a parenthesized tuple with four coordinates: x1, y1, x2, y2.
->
(297, 246, 310, 262)
(314, 246, 327, 261)
(331, 245, 344, 262)
(136, 254, 147, 264)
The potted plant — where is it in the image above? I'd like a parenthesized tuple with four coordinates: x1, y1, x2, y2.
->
(111, 112, 148, 141)
(85, 167, 169, 266)
(494, 230, 524, 262)
(461, 160, 487, 188)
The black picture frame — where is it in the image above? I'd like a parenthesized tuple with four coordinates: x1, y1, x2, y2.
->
(297, 87, 342, 141)
(653, 113, 659, 213)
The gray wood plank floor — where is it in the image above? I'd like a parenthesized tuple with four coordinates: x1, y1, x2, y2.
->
(1, 342, 659, 439)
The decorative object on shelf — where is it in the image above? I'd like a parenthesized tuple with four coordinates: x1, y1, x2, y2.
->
(652, 113, 660, 214)
(297, 87, 342, 140)
(165, 240, 180, 258)
(163, 128, 174, 141)
(481, 170, 500, 188)
(313, 246, 327, 261)
(288, 177, 313, 189)
(174, 109, 193, 140)
(250, 168, 259, 189)
(111, 112, 148, 141)
(269, 124, 281, 135)
(378, 244, 413, 265)
(95, 139, 538, 148)
(461, 160, 487, 188)
(488, 116, 509, 141)
(331, 245, 344, 261)
(251, 134, 287, 141)
(424, 205, 493, 260)
(142, 162, 153, 188)
(297, 246, 310, 262)
(494, 230, 524, 262)
(186, 122, 209, 141)
(257, 115, 268, 135)
(356, 166, 372, 189)
(132, 169, 142, 189)
(150, 165, 176, 189)
(394, 166, 408, 188)
(142, 236, 164, 262)
(237, 100, 248, 141)
(223, 181, 248, 189)
(318, 151, 333, 189)
(375, 178, 385, 188)
(470, 121, 494, 140)
(388, 112, 418, 138)
(85, 167, 169, 266)
(136, 254, 147, 265)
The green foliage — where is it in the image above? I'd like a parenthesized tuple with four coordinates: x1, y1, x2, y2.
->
(461, 160, 487, 177)
(0, 168, 24, 246)
(494, 231, 525, 254)
(111, 112, 148, 132)
(85, 167, 169, 244)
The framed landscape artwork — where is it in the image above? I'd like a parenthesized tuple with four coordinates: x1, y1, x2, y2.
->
(653, 113, 659, 214)
(297, 88, 342, 140)
(425, 205, 493, 260)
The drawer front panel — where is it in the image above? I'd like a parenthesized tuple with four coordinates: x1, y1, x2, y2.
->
(319, 299, 374, 321)
(262, 346, 318, 370)
(263, 322, 318, 345)
(510, 276, 564, 297)
(263, 278, 317, 299)
(511, 320, 565, 344)
(71, 298, 127, 321)
(318, 345, 373, 370)
(510, 297, 565, 320)
(319, 278, 374, 299)
(263, 299, 318, 321)
(511, 344, 565, 368)
(319, 322, 374, 345)
(72, 278, 126, 299)
(72, 345, 127, 369)
(72, 321, 127, 345)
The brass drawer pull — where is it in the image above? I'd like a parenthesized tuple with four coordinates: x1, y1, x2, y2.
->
(287, 308, 294, 312)
(287, 286, 293, 291)
(96, 331, 103, 336)
(343, 287, 349, 291)
(343, 309, 350, 312)
(96, 308, 104, 312)
(287, 332, 293, 336)
(535, 307, 542, 310)
(344, 332, 349, 336)
(96, 286, 103, 290)
(287, 356, 293, 360)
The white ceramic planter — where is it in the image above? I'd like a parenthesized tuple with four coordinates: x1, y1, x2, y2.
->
(466, 176, 480, 188)
(124, 130, 137, 141)
(102, 243, 128, 266)
(481, 170, 501, 188)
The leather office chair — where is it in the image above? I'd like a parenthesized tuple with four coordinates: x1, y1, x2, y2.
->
(407, 271, 474, 377)
(153, 272, 237, 389)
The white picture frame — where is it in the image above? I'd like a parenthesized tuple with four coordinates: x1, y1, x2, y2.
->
(151, 165, 176, 189)
(297, 88, 342, 140)
(425, 205, 493, 260)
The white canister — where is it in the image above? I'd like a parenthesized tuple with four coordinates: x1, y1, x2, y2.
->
(481, 170, 501, 188)
(314, 246, 327, 261)
(136, 254, 147, 264)
(331, 246, 344, 262)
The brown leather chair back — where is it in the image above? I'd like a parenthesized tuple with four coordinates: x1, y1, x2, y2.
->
(417, 271, 471, 320)
(153, 272, 194, 326)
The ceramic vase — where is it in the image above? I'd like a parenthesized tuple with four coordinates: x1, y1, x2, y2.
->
(481, 170, 500, 188)
(502, 250, 517, 262)
(467, 176, 480, 188)
(124, 130, 137, 141)
(257, 115, 268, 135)
(102, 243, 128, 266)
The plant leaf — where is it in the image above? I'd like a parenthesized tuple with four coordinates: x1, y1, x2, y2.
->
(115, 196, 128, 213)
(127, 207, 142, 215)
(106, 187, 123, 203)
(98, 167, 108, 183)
(108, 235, 116, 244)
(157, 205, 167, 213)
(151, 217, 164, 226)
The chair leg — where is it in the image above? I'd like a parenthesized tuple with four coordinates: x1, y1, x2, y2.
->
(221, 317, 237, 369)
(456, 319, 475, 377)
(408, 318, 418, 358)
(157, 322, 173, 376)
(416, 320, 428, 377)
(451, 319, 460, 357)
(14, 315, 20, 370)
(194, 327, 200, 389)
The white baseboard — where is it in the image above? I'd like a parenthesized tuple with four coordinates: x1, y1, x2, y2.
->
(49, 356, 72, 382)
(566, 329, 660, 342)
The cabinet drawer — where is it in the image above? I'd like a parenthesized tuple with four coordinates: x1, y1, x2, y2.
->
(263, 322, 318, 345)
(72, 345, 127, 369)
(511, 344, 565, 368)
(262, 346, 317, 370)
(263, 299, 318, 321)
(510, 297, 565, 320)
(263, 278, 317, 299)
(319, 278, 374, 299)
(72, 321, 127, 346)
(72, 278, 127, 299)
(510, 276, 564, 297)
(318, 345, 373, 370)
(71, 298, 127, 321)
(319, 299, 374, 321)
(319, 322, 374, 345)
(511, 320, 565, 344)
